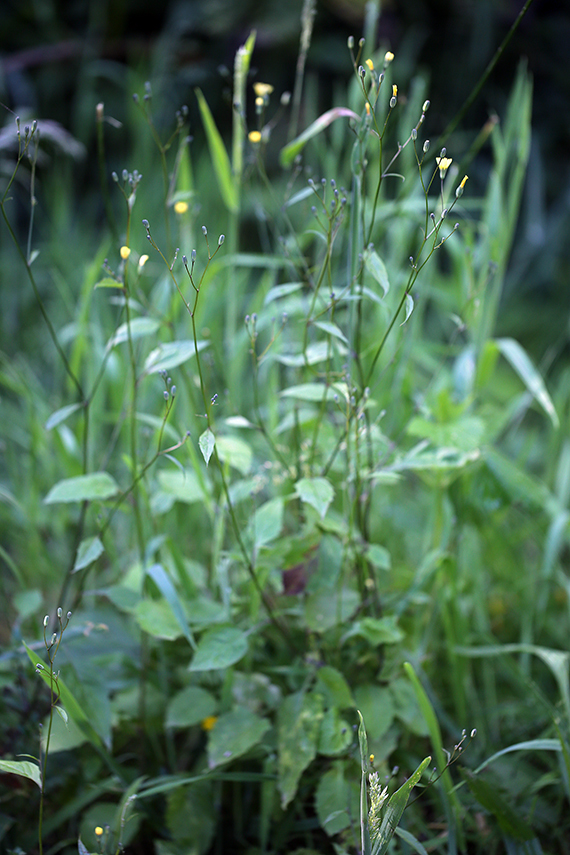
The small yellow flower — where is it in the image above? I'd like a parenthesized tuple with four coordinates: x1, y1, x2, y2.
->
(436, 156, 453, 177)
(120, 245, 131, 260)
(459, 175, 469, 189)
(365, 102, 371, 116)
(174, 201, 189, 214)
(248, 130, 262, 144)
(255, 96, 264, 107)
(369, 754, 375, 763)
(365, 58, 374, 71)
(201, 715, 218, 731)
(253, 82, 274, 98)
(138, 254, 149, 269)
(95, 827, 104, 837)
(392, 84, 398, 99)
(384, 51, 395, 63)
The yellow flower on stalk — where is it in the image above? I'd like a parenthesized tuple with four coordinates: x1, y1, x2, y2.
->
(365, 58, 374, 71)
(384, 51, 395, 64)
(253, 82, 274, 98)
(174, 201, 188, 214)
(255, 96, 264, 107)
(436, 156, 453, 177)
(95, 827, 104, 837)
(248, 130, 262, 144)
(138, 254, 149, 269)
(120, 245, 131, 260)
(392, 84, 398, 99)
(201, 715, 218, 731)
(459, 175, 468, 189)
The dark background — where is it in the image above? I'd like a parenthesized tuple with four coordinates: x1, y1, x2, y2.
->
(1, 0, 569, 357)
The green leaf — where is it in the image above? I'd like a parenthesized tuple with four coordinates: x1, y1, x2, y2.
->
(281, 382, 349, 402)
(318, 707, 353, 756)
(157, 469, 205, 504)
(94, 277, 123, 289)
(134, 599, 184, 641)
(216, 435, 252, 475)
(316, 666, 354, 709)
(342, 616, 404, 646)
(166, 686, 217, 728)
(278, 691, 324, 808)
(45, 402, 82, 430)
(460, 769, 534, 841)
(264, 282, 303, 304)
(280, 107, 361, 167)
(362, 248, 390, 297)
(195, 87, 238, 212)
(44, 471, 119, 504)
(316, 763, 359, 836)
(0, 759, 42, 789)
(372, 756, 431, 855)
(199, 428, 215, 467)
(305, 586, 360, 632)
(353, 685, 395, 741)
(247, 498, 284, 548)
(147, 563, 196, 649)
(189, 626, 248, 671)
(311, 320, 349, 344)
(295, 477, 334, 519)
(73, 536, 104, 573)
(143, 339, 209, 374)
(400, 293, 414, 325)
(496, 336, 559, 428)
(106, 317, 160, 348)
(207, 708, 270, 768)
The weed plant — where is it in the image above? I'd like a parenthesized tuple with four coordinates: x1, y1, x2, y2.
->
(2, 1, 570, 853)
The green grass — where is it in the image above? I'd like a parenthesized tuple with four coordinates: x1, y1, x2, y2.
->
(2, 3, 569, 853)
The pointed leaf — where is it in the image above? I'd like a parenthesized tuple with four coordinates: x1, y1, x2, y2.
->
(95, 277, 123, 289)
(45, 402, 82, 430)
(295, 477, 334, 519)
(207, 708, 270, 768)
(496, 337, 559, 428)
(147, 563, 196, 649)
(400, 294, 414, 325)
(199, 429, 215, 467)
(362, 249, 390, 297)
(73, 536, 104, 573)
(373, 757, 431, 855)
(280, 108, 361, 167)
(44, 472, 119, 504)
(144, 339, 208, 374)
(195, 88, 238, 212)
(189, 626, 248, 671)
(0, 759, 42, 789)
(278, 691, 324, 807)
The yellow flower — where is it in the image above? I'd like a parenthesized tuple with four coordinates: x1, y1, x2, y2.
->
(384, 51, 394, 63)
(392, 84, 398, 98)
(255, 96, 264, 107)
(248, 130, 262, 144)
(253, 82, 274, 98)
(365, 58, 374, 71)
(138, 254, 149, 269)
(95, 827, 104, 837)
(365, 102, 371, 116)
(459, 175, 469, 189)
(201, 715, 218, 731)
(174, 201, 188, 214)
(436, 156, 453, 177)
(119, 245, 131, 260)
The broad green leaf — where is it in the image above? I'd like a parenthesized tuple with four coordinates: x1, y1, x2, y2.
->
(342, 616, 404, 646)
(318, 707, 353, 756)
(305, 586, 360, 632)
(312, 321, 349, 344)
(166, 686, 217, 728)
(157, 469, 205, 503)
(496, 336, 559, 428)
(277, 342, 330, 367)
(316, 763, 359, 836)
(280, 107, 361, 167)
(94, 277, 123, 289)
(353, 685, 395, 742)
(45, 402, 82, 430)
(73, 536, 104, 572)
(281, 382, 349, 402)
(199, 428, 215, 467)
(134, 599, 184, 641)
(147, 563, 196, 649)
(295, 477, 334, 519)
(460, 769, 534, 841)
(195, 88, 238, 212)
(372, 756, 431, 855)
(366, 545, 391, 570)
(0, 759, 41, 789)
(316, 666, 354, 709)
(207, 708, 270, 768)
(106, 317, 160, 349)
(143, 339, 208, 374)
(44, 471, 119, 504)
(189, 626, 248, 671)
(216, 435, 252, 475)
(278, 691, 324, 808)
(247, 498, 284, 549)
(362, 248, 390, 297)
(264, 282, 303, 304)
